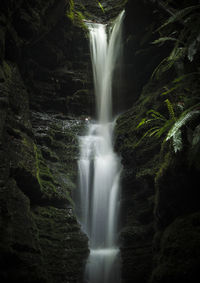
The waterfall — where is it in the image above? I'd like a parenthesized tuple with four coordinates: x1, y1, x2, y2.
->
(78, 11, 125, 283)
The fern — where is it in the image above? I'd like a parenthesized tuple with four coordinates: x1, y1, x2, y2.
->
(173, 72, 200, 83)
(155, 119, 174, 138)
(172, 129, 182, 153)
(188, 38, 199, 61)
(137, 109, 166, 129)
(97, 1, 105, 13)
(165, 99, 176, 121)
(161, 85, 179, 96)
(168, 45, 186, 61)
(135, 126, 160, 147)
(151, 44, 186, 79)
(137, 118, 151, 129)
(152, 37, 179, 45)
(137, 93, 200, 153)
(146, 109, 167, 121)
(152, 4, 200, 79)
(166, 109, 200, 153)
(158, 5, 200, 30)
(136, 100, 175, 145)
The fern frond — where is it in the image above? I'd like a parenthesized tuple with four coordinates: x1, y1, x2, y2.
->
(165, 99, 176, 121)
(136, 118, 155, 128)
(151, 57, 174, 79)
(161, 85, 179, 96)
(173, 72, 200, 83)
(151, 45, 186, 79)
(98, 1, 105, 13)
(135, 126, 159, 146)
(152, 37, 179, 45)
(158, 5, 200, 30)
(168, 45, 186, 61)
(147, 109, 167, 121)
(172, 129, 182, 153)
(188, 39, 198, 61)
(155, 119, 174, 138)
(166, 110, 200, 141)
(149, 128, 160, 137)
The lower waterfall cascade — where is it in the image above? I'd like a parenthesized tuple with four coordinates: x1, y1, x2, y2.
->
(77, 10, 125, 283)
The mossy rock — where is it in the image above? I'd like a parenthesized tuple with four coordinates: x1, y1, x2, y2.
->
(154, 150, 200, 229)
(66, 89, 94, 116)
(34, 144, 74, 207)
(150, 212, 200, 283)
(32, 205, 89, 283)
(0, 179, 47, 283)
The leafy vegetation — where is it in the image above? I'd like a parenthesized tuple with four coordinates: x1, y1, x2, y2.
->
(136, 99, 176, 145)
(66, 0, 87, 29)
(136, 1, 200, 161)
(151, 3, 200, 79)
(97, 1, 105, 13)
(137, 99, 200, 153)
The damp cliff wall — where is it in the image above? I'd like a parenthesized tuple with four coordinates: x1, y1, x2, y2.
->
(0, 0, 200, 283)
(0, 1, 92, 282)
(115, 1, 200, 282)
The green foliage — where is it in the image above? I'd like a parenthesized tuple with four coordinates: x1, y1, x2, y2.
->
(165, 99, 176, 121)
(152, 3, 200, 79)
(66, 0, 87, 29)
(152, 36, 182, 45)
(34, 144, 55, 190)
(66, 0, 75, 21)
(151, 43, 186, 79)
(136, 100, 175, 144)
(137, 97, 200, 154)
(97, 1, 105, 13)
(166, 107, 200, 152)
(158, 5, 200, 30)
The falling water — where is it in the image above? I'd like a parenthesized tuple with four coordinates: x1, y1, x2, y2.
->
(78, 11, 125, 283)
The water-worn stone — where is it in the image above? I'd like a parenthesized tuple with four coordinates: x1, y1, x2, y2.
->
(0, 1, 90, 282)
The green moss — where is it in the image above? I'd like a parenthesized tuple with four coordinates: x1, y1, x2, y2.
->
(41, 146, 59, 162)
(66, 0, 75, 22)
(66, 0, 87, 29)
(32, 206, 88, 282)
(34, 144, 56, 192)
(3, 61, 12, 78)
(33, 144, 74, 205)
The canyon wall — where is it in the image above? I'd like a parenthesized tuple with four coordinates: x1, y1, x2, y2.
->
(0, 0, 200, 283)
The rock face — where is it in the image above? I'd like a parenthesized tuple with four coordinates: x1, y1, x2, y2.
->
(0, 0, 130, 281)
(0, 0, 91, 282)
(115, 0, 200, 282)
(1, 0, 200, 282)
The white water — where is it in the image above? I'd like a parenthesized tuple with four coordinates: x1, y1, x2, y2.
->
(78, 11, 124, 283)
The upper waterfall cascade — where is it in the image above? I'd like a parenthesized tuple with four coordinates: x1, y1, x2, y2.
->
(78, 10, 125, 283)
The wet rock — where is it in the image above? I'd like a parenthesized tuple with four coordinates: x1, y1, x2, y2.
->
(150, 213, 200, 283)
(0, 2, 90, 277)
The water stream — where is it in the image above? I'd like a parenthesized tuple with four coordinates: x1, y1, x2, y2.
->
(78, 11, 125, 283)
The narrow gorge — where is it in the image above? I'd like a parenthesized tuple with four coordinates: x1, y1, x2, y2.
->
(0, 1, 200, 283)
